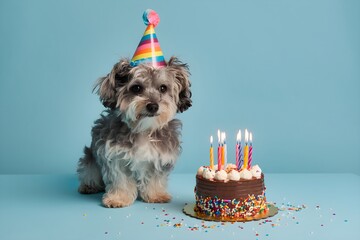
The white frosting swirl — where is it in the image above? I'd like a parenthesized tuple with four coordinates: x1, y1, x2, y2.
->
(197, 166, 204, 176)
(228, 169, 240, 181)
(240, 169, 252, 180)
(202, 168, 215, 179)
(197, 164, 262, 181)
(225, 163, 237, 171)
(214, 170, 227, 181)
(250, 164, 262, 179)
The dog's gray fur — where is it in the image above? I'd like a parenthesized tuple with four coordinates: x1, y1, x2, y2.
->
(77, 57, 191, 207)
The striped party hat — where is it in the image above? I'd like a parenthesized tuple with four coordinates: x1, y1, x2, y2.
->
(130, 9, 166, 68)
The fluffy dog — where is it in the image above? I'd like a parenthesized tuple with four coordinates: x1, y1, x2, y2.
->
(77, 56, 191, 208)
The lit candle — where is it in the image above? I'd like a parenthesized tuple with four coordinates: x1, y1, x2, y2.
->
(243, 129, 249, 170)
(239, 130, 243, 169)
(220, 132, 225, 168)
(222, 132, 227, 168)
(236, 130, 243, 170)
(210, 136, 214, 170)
(217, 129, 222, 171)
(248, 132, 253, 169)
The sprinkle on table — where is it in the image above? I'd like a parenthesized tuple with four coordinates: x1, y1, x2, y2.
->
(149, 201, 348, 237)
(173, 223, 182, 228)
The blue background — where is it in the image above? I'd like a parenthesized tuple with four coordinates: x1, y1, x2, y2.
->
(0, 0, 359, 175)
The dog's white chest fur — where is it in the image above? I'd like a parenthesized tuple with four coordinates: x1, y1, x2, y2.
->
(130, 134, 177, 170)
(132, 135, 160, 162)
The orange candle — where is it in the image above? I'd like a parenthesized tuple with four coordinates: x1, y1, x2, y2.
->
(243, 129, 249, 170)
(210, 136, 214, 170)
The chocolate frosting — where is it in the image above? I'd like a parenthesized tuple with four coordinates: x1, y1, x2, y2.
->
(195, 173, 265, 200)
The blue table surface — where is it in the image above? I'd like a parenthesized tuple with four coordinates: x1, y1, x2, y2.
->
(0, 173, 359, 240)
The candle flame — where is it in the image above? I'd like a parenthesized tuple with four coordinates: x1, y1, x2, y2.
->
(249, 132, 253, 143)
(210, 136, 213, 144)
(217, 129, 221, 143)
(245, 129, 249, 143)
(236, 130, 241, 142)
(221, 132, 226, 144)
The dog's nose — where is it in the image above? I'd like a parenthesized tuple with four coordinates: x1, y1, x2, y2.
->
(146, 103, 159, 113)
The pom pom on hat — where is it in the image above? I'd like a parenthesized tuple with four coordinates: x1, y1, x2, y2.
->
(130, 9, 166, 68)
(143, 9, 160, 27)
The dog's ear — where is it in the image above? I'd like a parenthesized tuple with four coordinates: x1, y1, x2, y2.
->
(167, 56, 192, 113)
(94, 58, 131, 109)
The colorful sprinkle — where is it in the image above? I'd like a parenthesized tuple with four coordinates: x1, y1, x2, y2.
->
(173, 223, 182, 228)
(194, 194, 267, 218)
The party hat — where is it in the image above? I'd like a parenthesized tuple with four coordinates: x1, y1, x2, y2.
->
(130, 9, 166, 68)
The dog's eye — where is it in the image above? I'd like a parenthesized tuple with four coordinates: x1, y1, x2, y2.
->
(115, 73, 128, 87)
(159, 85, 167, 93)
(130, 84, 143, 94)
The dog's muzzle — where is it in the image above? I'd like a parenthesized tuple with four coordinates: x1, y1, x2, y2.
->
(136, 103, 160, 120)
(146, 103, 159, 114)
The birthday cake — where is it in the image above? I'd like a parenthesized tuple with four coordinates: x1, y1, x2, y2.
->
(193, 130, 269, 220)
(194, 164, 268, 220)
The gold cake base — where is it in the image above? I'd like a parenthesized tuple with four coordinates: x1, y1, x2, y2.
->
(183, 203, 278, 222)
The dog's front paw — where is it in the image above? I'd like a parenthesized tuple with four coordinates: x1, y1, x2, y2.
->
(142, 192, 172, 203)
(102, 192, 134, 208)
